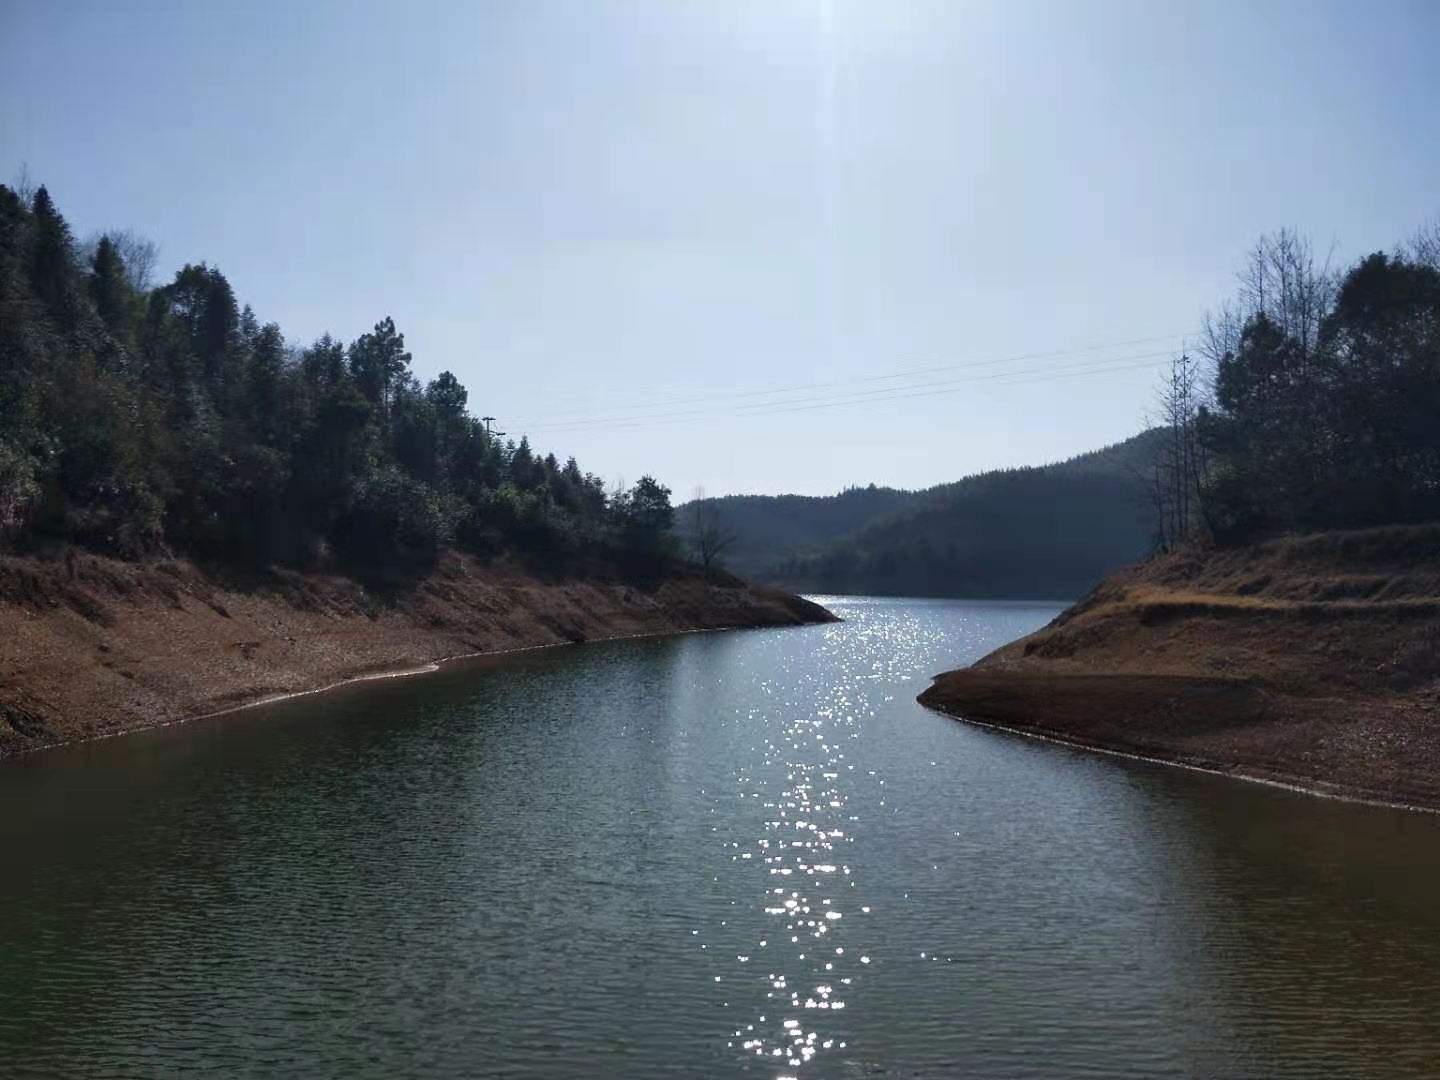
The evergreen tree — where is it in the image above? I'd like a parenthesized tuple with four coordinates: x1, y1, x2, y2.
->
(425, 371, 468, 417)
(164, 263, 239, 402)
(347, 316, 411, 413)
(509, 436, 538, 489)
(301, 333, 347, 387)
(88, 234, 131, 339)
(248, 322, 287, 445)
(0, 175, 692, 579)
(28, 186, 75, 321)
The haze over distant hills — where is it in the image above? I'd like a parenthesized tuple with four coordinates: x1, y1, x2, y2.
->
(680, 429, 1163, 600)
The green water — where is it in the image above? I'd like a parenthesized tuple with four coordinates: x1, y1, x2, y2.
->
(3, 596, 1439, 1078)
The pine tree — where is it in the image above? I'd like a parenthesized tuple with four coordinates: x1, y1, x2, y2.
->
(1, 174, 680, 573)
(29, 186, 75, 321)
(249, 322, 286, 445)
(89, 234, 131, 338)
(509, 436, 538, 490)
(347, 316, 411, 413)
(301, 333, 347, 387)
(425, 371, 468, 417)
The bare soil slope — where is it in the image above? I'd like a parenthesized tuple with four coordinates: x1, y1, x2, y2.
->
(919, 525, 1440, 808)
(0, 552, 834, 757)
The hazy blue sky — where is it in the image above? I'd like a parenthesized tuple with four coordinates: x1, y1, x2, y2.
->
(4, 1, 1438, 496)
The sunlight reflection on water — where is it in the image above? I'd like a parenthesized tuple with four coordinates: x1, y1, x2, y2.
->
(708, 598, 1020, 1075)
(5, 597, 1440, 1078)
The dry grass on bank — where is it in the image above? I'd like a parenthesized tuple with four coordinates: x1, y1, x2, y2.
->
(920, 523, 1440, 809)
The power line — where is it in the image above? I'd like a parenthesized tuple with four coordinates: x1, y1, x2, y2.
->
(502, 330, 1196, 427)
(524, 348, 1177, 433)
(525, 354, 1171, 437)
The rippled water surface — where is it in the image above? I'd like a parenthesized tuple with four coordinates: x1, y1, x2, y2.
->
(4, 596, 1440, 1078)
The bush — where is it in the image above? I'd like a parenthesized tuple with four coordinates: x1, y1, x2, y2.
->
(0, 440, 41, 548)
(65, 478, 165, 558)
(334, 467, 446, 577)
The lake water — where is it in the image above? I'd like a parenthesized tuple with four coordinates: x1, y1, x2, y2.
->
(3, 596, 1440, 1078)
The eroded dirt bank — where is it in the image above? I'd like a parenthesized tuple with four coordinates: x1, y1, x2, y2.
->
(0, 551, 835, 757)
(919, 525, 1440, 809)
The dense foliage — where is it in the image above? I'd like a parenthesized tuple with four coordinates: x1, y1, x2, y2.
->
(1157, 226, 1440, 544)
(0, 183, 675, 577)
(684, 432, 1161, 599)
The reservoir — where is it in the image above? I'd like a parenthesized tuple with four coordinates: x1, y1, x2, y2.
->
(3, 596, 1439, 1078)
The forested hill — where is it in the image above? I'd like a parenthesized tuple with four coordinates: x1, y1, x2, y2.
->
(678, 484, 914, 579)
(0, 182, 679, 579)
(682, 430, 1163, 599)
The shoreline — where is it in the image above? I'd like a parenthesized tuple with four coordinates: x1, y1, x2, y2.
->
(919, 692, 1440, 816)
(915, 526, 1440, 817)
(0, 551, 836, 759)
(8, 621, 791, 763)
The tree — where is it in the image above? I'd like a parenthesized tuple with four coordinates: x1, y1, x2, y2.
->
(109, 229, 159, 291)
(391, 391, 441, 485)
(1318, 252, 1440, 524)
(0, 440, 41, 545)
(248, 322, 287, 444)
(299, 380, 372, 500)
(624, 477, 674, 532)
(335, 465, 446, 576)
(1200, 313, 1323, 537)
(1405, 218, 1440, 271)
(1148, 352, 1209, 550)
(689, 487, 740, 578)
(11, 163, 36, 204)
(164, 263, 238, 398)
(347, 316, 411, 414)
(1194, 230, 1344, 540)
(1190, 228, 1440, 540)
(89, 235, 132, 339)
(0, 173, 727, 581)
(1201, 228, 1336, 372)
(509, 435, 542, 490)
(301, 333, 347, 387)
(425, 371, 468, 417)
(28, 186, 75, 320)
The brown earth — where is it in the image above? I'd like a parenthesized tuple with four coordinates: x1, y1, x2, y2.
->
(0, 551, 836, 758)
(918, 524, 1440, 809)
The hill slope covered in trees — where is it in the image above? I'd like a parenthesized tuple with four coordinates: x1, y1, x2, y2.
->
(921, 224, 1440, 808)
(682, 430, 1162, 599)
(0, 180, 838, 754)
(0, 181, 679, 580)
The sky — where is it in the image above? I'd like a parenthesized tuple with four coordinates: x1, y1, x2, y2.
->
(4, 1, 1438, 497)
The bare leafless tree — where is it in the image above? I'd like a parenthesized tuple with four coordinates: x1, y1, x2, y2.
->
(78, 229, 162, 292)
(690, 487, 739, 579)
(1404, 217, 1440, 270)
(1148, 351, 1210, 550)
(1200, 228, 1338, 376)
(111, 229, 160, 291)
(11, 162, 36, 204)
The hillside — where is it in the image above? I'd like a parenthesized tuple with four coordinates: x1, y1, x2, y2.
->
(0, 180, 850, 757)
(678, 484, 914, 582)
(0, 180, 695, 597)
(682, 429, 1162, 599)
(0, 551, 834, 758)
(918, 524, 1440, 808)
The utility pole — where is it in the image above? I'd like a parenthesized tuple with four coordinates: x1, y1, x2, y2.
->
(480, 416, 506, 439)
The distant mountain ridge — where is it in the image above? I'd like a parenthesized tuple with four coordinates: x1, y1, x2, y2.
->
(680, 429, 1163, 599)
